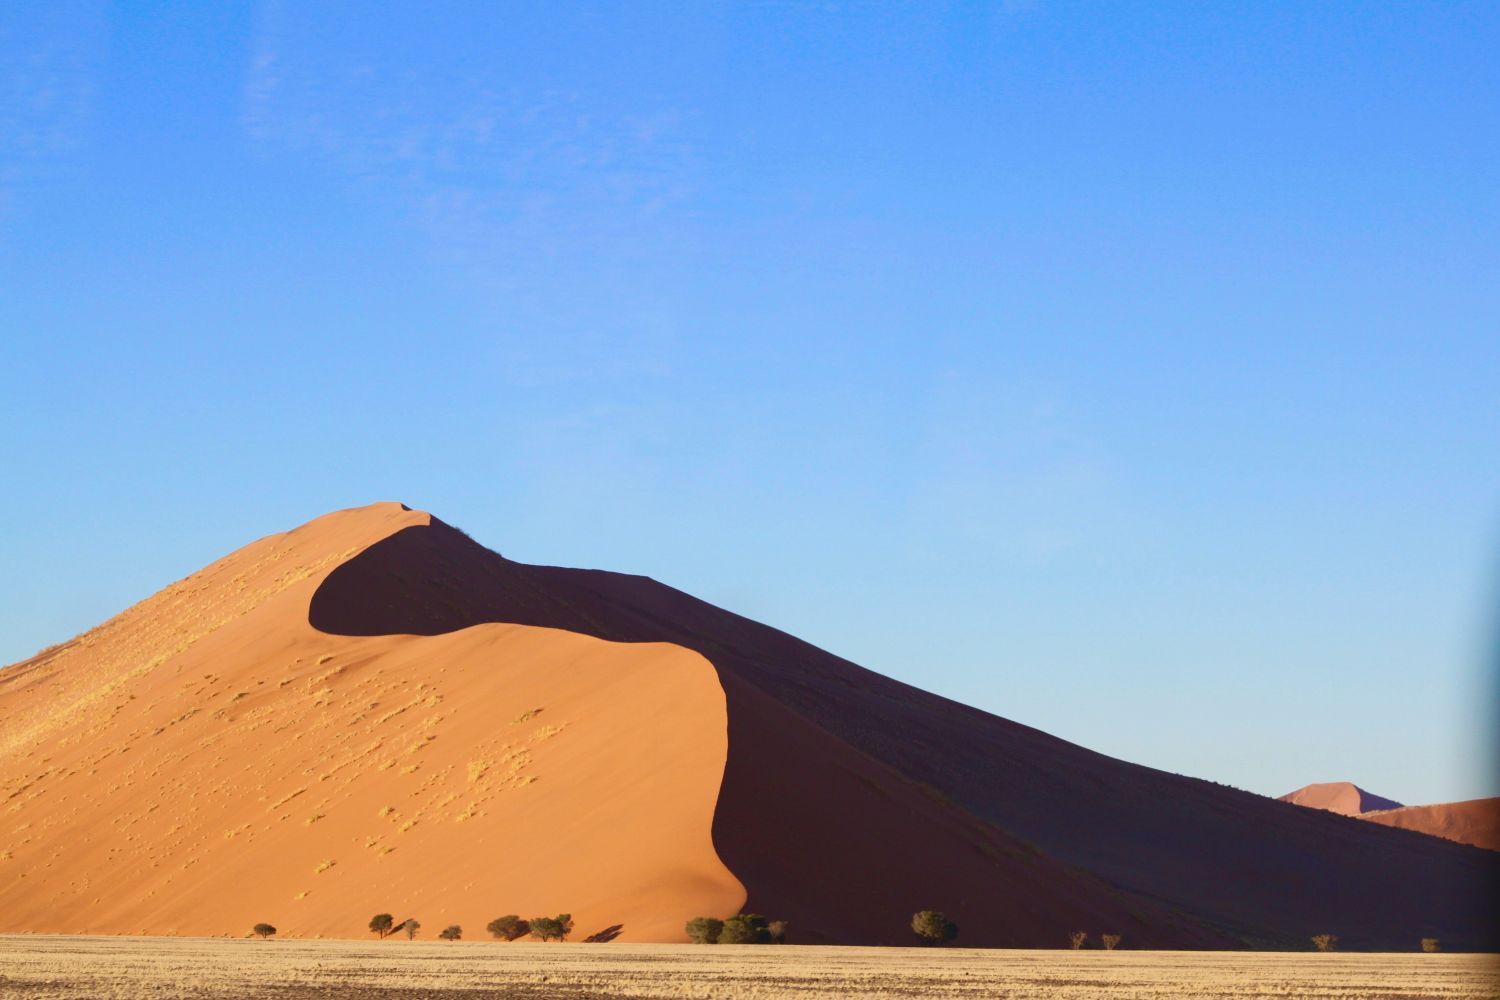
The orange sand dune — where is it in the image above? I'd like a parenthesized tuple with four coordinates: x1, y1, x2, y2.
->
(0, 504, 742, 940)
(1359, 799, 1500, 853)
(1279, 782, 1403, 816)
(3, 503, 1498, 949)
(306, 511, 1500, 950)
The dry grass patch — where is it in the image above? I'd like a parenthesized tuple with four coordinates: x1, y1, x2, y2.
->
(0, 938, 1496, 999)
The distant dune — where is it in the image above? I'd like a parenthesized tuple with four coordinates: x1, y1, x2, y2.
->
(1279, 782, 1403, 816)
(1360, 799, 1500, 853)
(1281, 783, 1499, 853)
(3, 503, 1497, 948)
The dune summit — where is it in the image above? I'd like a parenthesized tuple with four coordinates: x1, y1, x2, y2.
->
(1279, 782, 1404, 816)
(2, 504, 1497, 949)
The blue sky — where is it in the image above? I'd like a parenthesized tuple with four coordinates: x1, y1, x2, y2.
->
(2, 2, 1496, 804)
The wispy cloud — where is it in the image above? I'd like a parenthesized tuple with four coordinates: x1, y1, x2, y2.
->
(243, 8, 699, 263)
(0, 6, 103, 219)
(242, 4, 702, 385)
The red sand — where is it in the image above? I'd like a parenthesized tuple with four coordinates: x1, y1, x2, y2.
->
(1360, 799, 1500, 853)
(3, 503, 1497, 949)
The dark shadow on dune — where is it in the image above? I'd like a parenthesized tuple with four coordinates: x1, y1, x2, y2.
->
(309, 518, 1500, 950)
(583, 924, 624, 943)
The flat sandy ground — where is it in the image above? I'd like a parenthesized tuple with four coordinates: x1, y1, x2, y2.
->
(1, 937, 1497, 999)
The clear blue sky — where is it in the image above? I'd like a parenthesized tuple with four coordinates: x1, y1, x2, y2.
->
(3, 2, 1497, 804)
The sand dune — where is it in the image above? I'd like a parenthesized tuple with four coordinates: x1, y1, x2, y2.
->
(1359, 798, 1500, 853)
(1278, 781, 1402, 816)
(0, 504, 741, 940)
(1281, 783, 1499, 853)
(3, 503, 1497, 949)
(305, 509, 1500, 949)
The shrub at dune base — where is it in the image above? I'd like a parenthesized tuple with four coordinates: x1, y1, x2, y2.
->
(438, 925, 462, 941)
(687, 914, 786, 944)
(685, 917, 724, 944)
(911, 911, 958, 946)
(487, 915, 530, 941)
(529, 914, 573, 942)
(719, 914, 773, 944)
(1421, 938, 1440, 953)
(252, 923, 277, 940)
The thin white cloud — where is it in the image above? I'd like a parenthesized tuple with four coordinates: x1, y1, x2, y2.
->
(0, 6, 103, 219)
(241, 5, 702, 386)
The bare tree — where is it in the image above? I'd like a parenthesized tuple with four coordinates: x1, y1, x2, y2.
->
(403, 918, 421, 940)
(1311, 934, 1338, 952)
(1421, 938, 1440, 953)
(1101, 934, 1121, 951)
(1069, 931, 1088, 950)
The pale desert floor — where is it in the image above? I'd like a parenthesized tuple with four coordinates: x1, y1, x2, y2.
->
(0, 937, 1497, 999)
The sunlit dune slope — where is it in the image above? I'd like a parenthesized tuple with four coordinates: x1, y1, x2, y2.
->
(1359, 798, 1500, 853)
(0, 504, 743, 940)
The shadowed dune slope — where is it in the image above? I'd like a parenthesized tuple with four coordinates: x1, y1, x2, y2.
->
(1359, 799, 1500, 853)
(309, 513, 1500, 951)
(0, 504, 743, 940)
(1279, 782, 1403, 816)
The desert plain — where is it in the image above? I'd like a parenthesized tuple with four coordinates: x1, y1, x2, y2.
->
(1, 936, 1497, 1000)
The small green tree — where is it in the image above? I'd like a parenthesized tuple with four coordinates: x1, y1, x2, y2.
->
(403, 918, 421, 940)
(252, 923, 277, 940)
(438, 925, 461, 941)
(685, 917, 724, 944)
(719, 914, 770, 944)
(1421, 937, 1440, 953)
(529, 914, 573, 942)
(487, 915, 530, 941)
(1311, 934, 1338, 953)
(369, 913, 394, 939)
(911, 910, 958, 946)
